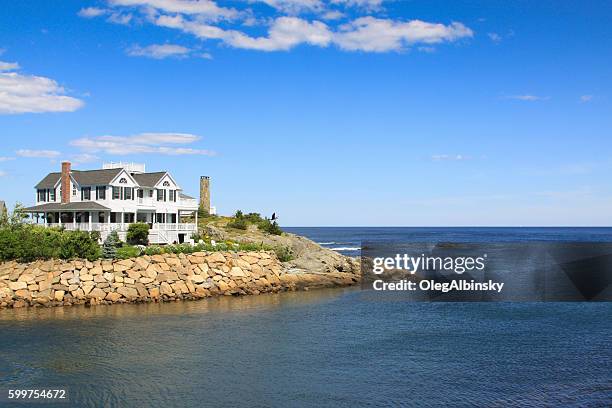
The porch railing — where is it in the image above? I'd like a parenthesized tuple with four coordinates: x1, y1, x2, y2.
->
(44, 222, 196, 232)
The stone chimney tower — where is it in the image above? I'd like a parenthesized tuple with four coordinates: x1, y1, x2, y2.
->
(199, 176, 210, 214)
(61, 161, 71, 204)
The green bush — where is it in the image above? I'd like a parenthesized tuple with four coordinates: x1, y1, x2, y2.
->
(59, 230, 101, 261)
(90, 230, 101, 242)
(227, 218, 248, 230)
(127, 222, 149, 245)
(244, 212, 264, 223)
(144, 245, 163, 255)
(116, 245, 141, 259)
(0, 224, 100, 262)
(102, 230, 121, 259)
(258, 219, 283, 235)
(274, 246, 294, 262)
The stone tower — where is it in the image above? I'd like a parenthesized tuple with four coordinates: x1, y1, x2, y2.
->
(199, 176, 210, 214)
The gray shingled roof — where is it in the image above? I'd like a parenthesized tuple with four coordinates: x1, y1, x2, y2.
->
(73, 168, 122, 186)
(132, 172, 166, 187)
(179, 192, 195, 199)
(22, 202, 111, 212)
(35, 168, 123, 189)
(35, 172, 61, 189)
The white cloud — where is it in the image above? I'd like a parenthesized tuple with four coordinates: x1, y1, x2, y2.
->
(487, 32, 501, 42)
(16, 149, 61, 158)
(127, 43, 192, 59)
(256, 0, 323, 13)
(0, 71, 84, 114)
(580, 95, 593, 103)
(86, 1, 473, 54)
(0, 156, 15, 162)
(332, 0, 383, 9)
(70, 132, 215, 156)
(0, 61, 20, 71)
(107, 12, 133, 24)
(431, 154, 471, 161)
(505, 94, 549, 101)
(334, 18, 473, 52)
(71, 153, 100, 165)
(78, 7, 108, 18)
(0, 171, 7, 177)
(226, 17, 333, 51)
(321, 10, 345, 20)
(109, 0, 238, 20)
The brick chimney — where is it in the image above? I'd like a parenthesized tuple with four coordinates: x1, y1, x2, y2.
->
(61, 161, 71, 204)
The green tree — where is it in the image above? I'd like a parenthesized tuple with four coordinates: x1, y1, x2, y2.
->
(103, 230, 121, 259)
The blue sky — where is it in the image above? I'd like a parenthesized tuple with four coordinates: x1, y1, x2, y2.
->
(0, 0, 611, 226)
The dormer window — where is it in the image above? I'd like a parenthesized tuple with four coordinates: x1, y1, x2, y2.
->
(163, 181, 170, 187)
(119, 177, 127, 184)
(72, 186, 77, 196)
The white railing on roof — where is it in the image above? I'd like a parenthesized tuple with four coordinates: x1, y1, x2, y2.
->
(103, 161, 145, 173)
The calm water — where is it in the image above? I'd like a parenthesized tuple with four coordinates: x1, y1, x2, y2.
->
(1, 228, 611, 407)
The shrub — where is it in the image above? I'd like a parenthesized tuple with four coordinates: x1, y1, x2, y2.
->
(244, 212, 263, 223)
(258, 219, 283, 235)
(0, 224, 100, 262)
(102, 231, 121, 259)
(227, 218, 248, 230)
(90, 230, 101, 242)
(144, 245, 163, 256)
(116, 245, 141, 259)
(127, 222, 149, 245)
(59, 230, 101, 261)
(274, 246, 294, 262)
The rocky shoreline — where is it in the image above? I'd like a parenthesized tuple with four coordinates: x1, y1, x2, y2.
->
(0, 250, 360, 309)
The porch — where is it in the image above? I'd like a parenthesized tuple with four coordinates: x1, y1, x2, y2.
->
(22, 203, 198, 244)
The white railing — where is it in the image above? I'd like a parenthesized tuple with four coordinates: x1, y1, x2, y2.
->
(47, 223, 90, 230)
(179, 198, 198, 207)
(152, 223, 196, 231)
(45, 222, 196, 232)
(137, 197, 155, 206)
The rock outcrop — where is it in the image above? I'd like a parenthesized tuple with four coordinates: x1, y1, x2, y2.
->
(0, 251, 359, 309)
(202, 224, 360, 276)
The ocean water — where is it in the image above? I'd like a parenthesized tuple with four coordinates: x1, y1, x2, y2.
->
(0, 228, 611, 407)
(284, 227, 612, 256)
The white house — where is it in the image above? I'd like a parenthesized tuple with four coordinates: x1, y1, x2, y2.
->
(23, 161, 202, 244)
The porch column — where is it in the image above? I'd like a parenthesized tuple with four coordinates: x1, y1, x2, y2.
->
(43, 212, 47, 226)
(88, 211, 92, 231)
(120, 211, 124, 230)
(73, 212, 76, 229)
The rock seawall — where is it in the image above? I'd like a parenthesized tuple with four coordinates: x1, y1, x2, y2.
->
(0, 251, 359, 309)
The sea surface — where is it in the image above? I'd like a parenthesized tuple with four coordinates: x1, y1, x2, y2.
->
(0, 227, 611, 407)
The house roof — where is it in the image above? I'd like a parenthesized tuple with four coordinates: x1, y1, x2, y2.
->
(73, 168, 123, 186)
(22, 202, 111, 212)
(179, 192, 195, 199)
(132, 172, 166, 188)
(35, 172, 61, 189)
(35, 168, 123, 189)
